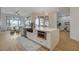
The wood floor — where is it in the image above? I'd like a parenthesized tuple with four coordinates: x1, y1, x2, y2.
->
(38, 31, 79, 51)
(54, 31, 79, 51)
(0, 31, 26, 51)
(0, 31, 79, 51)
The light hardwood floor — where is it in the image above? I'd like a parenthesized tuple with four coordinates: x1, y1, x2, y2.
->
(54, 31, 79, 51)
(38, 31, 79, 51)
(0, 31, 26, 51)
(0, 31, 79, 51)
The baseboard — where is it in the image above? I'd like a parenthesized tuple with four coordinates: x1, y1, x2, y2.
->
(71, 36, 79, 42)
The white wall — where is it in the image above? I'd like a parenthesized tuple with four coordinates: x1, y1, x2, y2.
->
(0, 7, 1, 20)
(49, 12, 57, 28)
(70, 8, 79, 41)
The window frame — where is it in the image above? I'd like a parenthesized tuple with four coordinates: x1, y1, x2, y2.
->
(35, 16, 49, 27)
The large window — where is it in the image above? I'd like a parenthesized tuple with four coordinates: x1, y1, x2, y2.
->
(24, 17, 32, 26)
(6, 16, 21, 27)
(35, 16, 49, 27)
(10, 19, 18, 27)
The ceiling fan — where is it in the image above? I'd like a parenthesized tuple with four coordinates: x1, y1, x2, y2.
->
(26, 16, 31, 18)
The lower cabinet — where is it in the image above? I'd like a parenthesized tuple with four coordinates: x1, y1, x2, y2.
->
(27, 29, 59, 51)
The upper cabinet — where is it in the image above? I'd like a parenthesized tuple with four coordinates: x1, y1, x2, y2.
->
(32, 11, 57, 28)
(35, 16, 49, 27)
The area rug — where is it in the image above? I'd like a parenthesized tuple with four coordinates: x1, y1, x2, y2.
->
(17, 37, 41, 51)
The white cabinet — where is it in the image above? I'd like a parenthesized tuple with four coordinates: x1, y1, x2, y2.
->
(27, 28, 59, 50)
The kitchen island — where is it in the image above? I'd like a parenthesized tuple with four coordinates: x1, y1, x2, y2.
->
(27, 27, 59, 50)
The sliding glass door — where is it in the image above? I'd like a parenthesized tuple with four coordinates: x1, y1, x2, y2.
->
(6, 16, 22, 30)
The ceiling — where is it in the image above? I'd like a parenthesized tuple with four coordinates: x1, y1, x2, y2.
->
(58, 7, 70, 16)
(1, 7, 70, 17)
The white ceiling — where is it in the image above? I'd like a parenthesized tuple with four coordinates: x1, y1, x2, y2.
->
(58, 7, 70, 16)
(1, 7, 70, 17)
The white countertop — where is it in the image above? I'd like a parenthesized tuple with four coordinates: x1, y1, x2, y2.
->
(35, 27, 58, 32)
(24, 26, 31, 28)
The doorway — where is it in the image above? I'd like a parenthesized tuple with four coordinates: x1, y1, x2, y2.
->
(57, 16, 70, 32)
